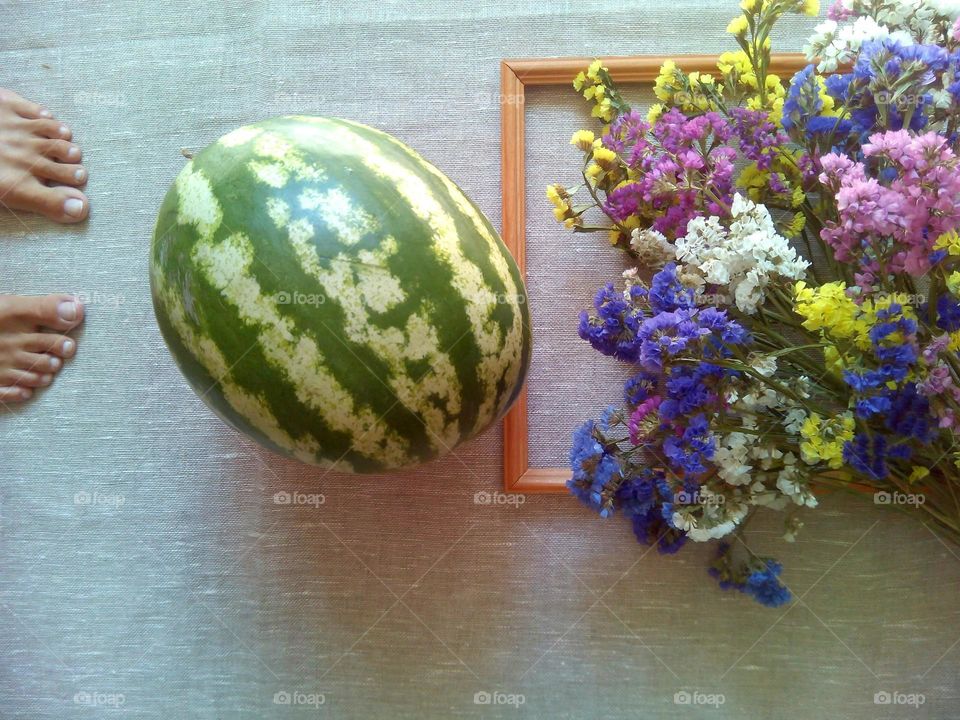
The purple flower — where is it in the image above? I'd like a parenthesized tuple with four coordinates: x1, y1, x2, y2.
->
(638, 310, 704, 370)
(663, 414, 715, 476)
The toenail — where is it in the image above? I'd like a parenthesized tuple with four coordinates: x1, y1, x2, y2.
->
(58, 124, 69, 137)
(19, 388, 31, 400)
(48, 356, 61, 370)
(63, 198, 84, 217)
(40, 374, 52, 385)
(67, 146, 80, 160)
(39, 108, 51, 118)
(57, 301, 78, 321)
(62, 338, 75, 355)
(74, 168, 85, 181)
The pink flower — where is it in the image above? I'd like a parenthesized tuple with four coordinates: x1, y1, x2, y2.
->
(628, 396, 662, 445)
(818, 131, 960, 276)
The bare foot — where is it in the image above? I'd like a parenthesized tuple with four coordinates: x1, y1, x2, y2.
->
(0, 294, 83, 403)
(0, 89, 88, 223)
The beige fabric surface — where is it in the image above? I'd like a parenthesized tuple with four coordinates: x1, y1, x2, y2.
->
(1, 1, 958, 718)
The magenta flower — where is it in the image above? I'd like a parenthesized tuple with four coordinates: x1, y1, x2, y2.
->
(819, 131, 960, 277)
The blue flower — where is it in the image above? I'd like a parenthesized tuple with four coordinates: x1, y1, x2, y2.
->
(842, 432, 911, 480)
(696, 306, 751, 357)
(885, 383, 934, 443)
(936, 294, 960, 332)
(649, 263, 695, 313)
(568, 420, 622, 518)
(638, 310, 702, 370)
(578, 283, 646, 362)
(663, 414, 715, 476)
(806, 115, 854, 136)
(616, 471, 688, 553)
(624, 371, 658, 406)
(659, 365, 716, 419)
(849, 39, 949, 132)
(597, 405, 620, 432)
(709, 545, 791, 606)
(854, 394, 892, 418)
(743, 561, 792, 607)
(782, 65, 820, 133)
(825, 73, 852, 103)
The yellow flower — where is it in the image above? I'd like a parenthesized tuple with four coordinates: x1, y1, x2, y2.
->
(727, 15, 749, 36)
(791, 185, 806, 208)
(823, 344, 844, 376)
(717, 50, 752, 77)
(573, 71, 587, 92)
(570, 130, 595, 152)
(793, 281, 862, 340)
(647, 103, 665, 125)
(582, 85, 599, 101)
(908, 466, 930, 484)
(949, 330, 960, 353)
(592, 146, 618, 170)
(586, 59, 603, 82)
(741, 0, 758, 10)
(585, 162, 604, 185)
(591, 98, 614, 121)
(609, 216, 640, 245)
(947, 271, 960, 295)
(935, 229, 960, 256)
(654, 60, 679, 102)
(802, 0, 819, 16)
(546, 183, 565, 206)
(799, 412, 855, 469)
(546, 184, 574, 223)
(784, 211, 806, 237)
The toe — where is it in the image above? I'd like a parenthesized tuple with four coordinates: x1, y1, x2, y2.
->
(35, 139, 81, 163)
(0, 293, 84, 331)
(24, 118, 71, 140)
(0, 386, 33, 403)
(0, 368, 49, 388)
(0, 89, 52, 120)
(20, 333, 76, 358)
(14, 351, 61, 374)
(34, 158, 86, 187)
(4, 178, 88, 223)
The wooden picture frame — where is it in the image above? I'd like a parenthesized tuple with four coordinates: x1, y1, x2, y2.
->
(499, 53, 810, 493)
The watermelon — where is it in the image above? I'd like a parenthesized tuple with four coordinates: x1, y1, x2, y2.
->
(150, 116, 531, 473)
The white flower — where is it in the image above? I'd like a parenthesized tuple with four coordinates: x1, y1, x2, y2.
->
(783, 408, 807, 435)
(927, 0, 960, 19)
(714, 432, 753, 485)
(750, 355, 778, 378)
(674, 195, 809, 315)
(776, 466, 818, 508)
(629, 227, 675, 266)
(804, 13, 919, 71)
(685, 501, 750, 542)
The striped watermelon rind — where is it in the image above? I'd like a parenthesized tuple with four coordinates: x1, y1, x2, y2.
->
(150, 116, 531, 472)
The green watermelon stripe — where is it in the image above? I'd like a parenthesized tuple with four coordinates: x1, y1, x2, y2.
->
(241, 120, 489, 447)
(196, 131, 467, 458)
(182, 144, 427, 470)
(157, 160, 404, 471)
(335, 118, 532, 433)
(150, 116, 532, 471)
(299, 118, 524, 434)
